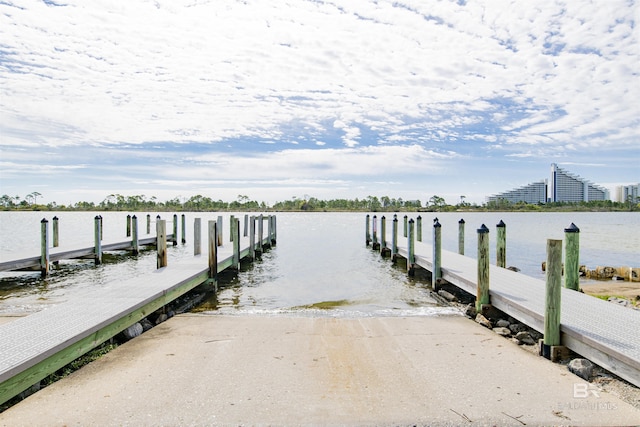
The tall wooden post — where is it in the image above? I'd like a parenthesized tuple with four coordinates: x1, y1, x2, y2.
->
(146, 214, 151, 234)
(40, 218, 49, 278)
(458, 219, 465, 255)
(365, 214, 371, 246)
(156, 219, 167, 269)
(543, 239, 562, 358)
(194, 218, 201, 255)
(217, 216, 223, 246)
(564, 223, 580, 290)
(131, 215, 139, 255)
(257, 214, 264, 256)
(230, 215, 235, 242)
(244, 214, 249, 237)
(272, 215, 277, 243)
(433, 219, 442, 290)
(372, 215, 379, 250)
(208, 220, 217, 290)
(249, 215, 256, 260)
(416, 215, 422, 242)
(94, 215, 102, 265)
(407, 219, 415, 276)
(52, 216, 59, 248)
(172, 214, 178, 246)
(181, 214, 186, 244)
(99, 215, 103, 241)
(126, 214, 131, 237)
(476, 224, 490, 312)
(267, 215, 273, 248)
(403, 215, 408, 237)
(496, 220, 506, 268)
(392, 214, 398, 261)
(232, 217, 240, 269)
(380, 216, 388, 255)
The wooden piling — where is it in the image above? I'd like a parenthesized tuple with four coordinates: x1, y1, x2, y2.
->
(217, 216, 223, 246)
(403, 215, 408, 238)
(194, 218, 201, 256)
(392, 214, 398, 261)
(433, 219, 442, 290)
(267, 215, 273, 248)
(126, 215, 131, 237)
(156, 219, 167, 269)
(365, 214, 371, 246)
(257, 214, 264, 255)
(271, 215, 277, 244)
(458, 219, 465, 255)
(249, 216, 256, 260)
(416, 215, 422, 242)
(372, 215, 380, 250)
(99, 215, 103, 241)
(208, 220, 217, 289)
(94, 216, 102, 265)
(232, 217, 240, 269)
(476, 224, 490, 312)
(146, 214, 151, 234)
(131, 215, 139, 255)
(408, 218, 415, 276)
(52, 216, 59, 248)
(564, 223, 580, 291)
(172, 214, 178, 246)
(181, 214, 186, 244)
(380, 216, 389, 256)
(496, 220, 506, 268)
(230, 215, 235, 242)
(244, 214, 249, 237)
(543, 239, 562, 358)
(40, 219, 49, 278)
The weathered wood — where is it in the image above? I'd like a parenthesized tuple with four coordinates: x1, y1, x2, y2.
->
(230, 215, 235, 242)
(476, 224, 490, 311)
(372, 215, 379, 250)
(272, 215, 277, 243)
(458, 218, 465, 255)
(131, 215, 139, 255)
(232, 217, 240, 269)
(392, 214, 398, 260)
(172, 214, 178, 246)
(403, 215, 408, 238)
(432, 219, 441, 289)
(249, 216, 256, 260)
(416, 215, 422, 242)
(365, 214, 371, 246)
(52, 216, 59, 248)
(181, 214, 186, 244)
(257, 214, 264, 255)
(146, 214, 151, 234)
(194, 218, 201, 256)
(544, 239, 562, 351)
(407, 219, 415, 276)
(564, 223, 580, 291)
(40, 219, 49, 278)
(496, 220, 506, 268)
(126, 215, 131, 237)
(244, 214, 249, 237)
(380, 216, 388, 255)
(208, 220, 217, 284)
(94, 216, 102, 265)
(156, 219, 167, 269)
(217, 216, 223, 246)
(267, 215, 273, 248)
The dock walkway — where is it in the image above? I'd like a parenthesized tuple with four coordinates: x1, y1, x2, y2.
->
(388, 227, 640, 388)
(0, 216, 275, 405)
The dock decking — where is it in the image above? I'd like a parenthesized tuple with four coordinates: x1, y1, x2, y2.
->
(0, 215, 276, 405)
(378, 217, 640, 388)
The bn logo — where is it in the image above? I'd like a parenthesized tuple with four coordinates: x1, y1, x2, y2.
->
(573, 383, 600, 398)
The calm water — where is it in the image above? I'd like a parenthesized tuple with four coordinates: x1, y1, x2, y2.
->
(0, 211, 638, 316)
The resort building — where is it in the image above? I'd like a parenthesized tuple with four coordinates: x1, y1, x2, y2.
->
(615, 184, 640, 203)
(487, 180, 547, 204)
(549, 163, 609, 203)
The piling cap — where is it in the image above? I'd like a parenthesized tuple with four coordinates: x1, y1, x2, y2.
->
(477, 224, 489, 233)
(565, 222, 580, 233)
(459, 218, 465, 224)
(433, 220, 441, 228)
(433, 217, 439, 222)
(497, 220, 506, 227)
(41, 218, 48, 223)
(53, 216, 58, 220)
(409, 218, 414, 223)
(417, 215, 422, 220)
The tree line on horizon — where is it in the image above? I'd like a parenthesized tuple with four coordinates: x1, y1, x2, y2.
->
(1, 192, 637, 212)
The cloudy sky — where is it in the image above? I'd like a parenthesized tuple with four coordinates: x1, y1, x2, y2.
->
(1, 0, 638, 206)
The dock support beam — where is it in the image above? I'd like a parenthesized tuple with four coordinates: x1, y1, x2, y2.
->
(131, 215, 139, 255)
(391, 215, 398, 261)
(496, 220, 506, 268)
(267, 215, 274, 248)
(458, 218, 465, 255)
(564, 223, 580, 291)
(40, 218, 49, 278)
(126, 215, 131, 237)
(52, 216, 59, 248)
(542, 239, 564, 361)
(232, 217, 240, 270)
(476, 224, 490, 312)
(433, 219, 442, 290)
(181, 214, 186, 244)
(194, 218, 201, 256)
(208, 220, 218, 289)
(156, 219, 167, 269)
(365, 214, 371, 246)
(249, 216, 256, 260)
(403, 215, 408, 237)
(147, 214, 151, 234)
(407, 219, 415, 276)
(380, 216, 390, 257)
(372, 215, 379, 250)
(244, 214, 249, 237)
(416, 215, 422, 242)
(94, 216, 102, 265)
(217, 216, 223, 247)
(257, 215, 264, 256)
(172, 214, 178, 246)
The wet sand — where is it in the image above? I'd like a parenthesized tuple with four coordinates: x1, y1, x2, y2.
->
(1, 313, 638, 426)
(581, 280, 640, 301)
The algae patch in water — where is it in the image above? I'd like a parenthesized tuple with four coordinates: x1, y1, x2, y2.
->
(294, 299, 352, 310)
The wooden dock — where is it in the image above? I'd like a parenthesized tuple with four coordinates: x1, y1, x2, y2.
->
(367, 214, 640, 388)
(0, 214, 277, 405)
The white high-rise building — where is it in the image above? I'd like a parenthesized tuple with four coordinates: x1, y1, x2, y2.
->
(615, 184, 640, 203)
(549, 163, 609, 203)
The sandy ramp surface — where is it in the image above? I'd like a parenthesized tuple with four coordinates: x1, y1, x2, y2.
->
(1, 314, 638, 426)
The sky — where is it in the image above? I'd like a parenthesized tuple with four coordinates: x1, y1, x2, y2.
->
(0, 0, 638, 207)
